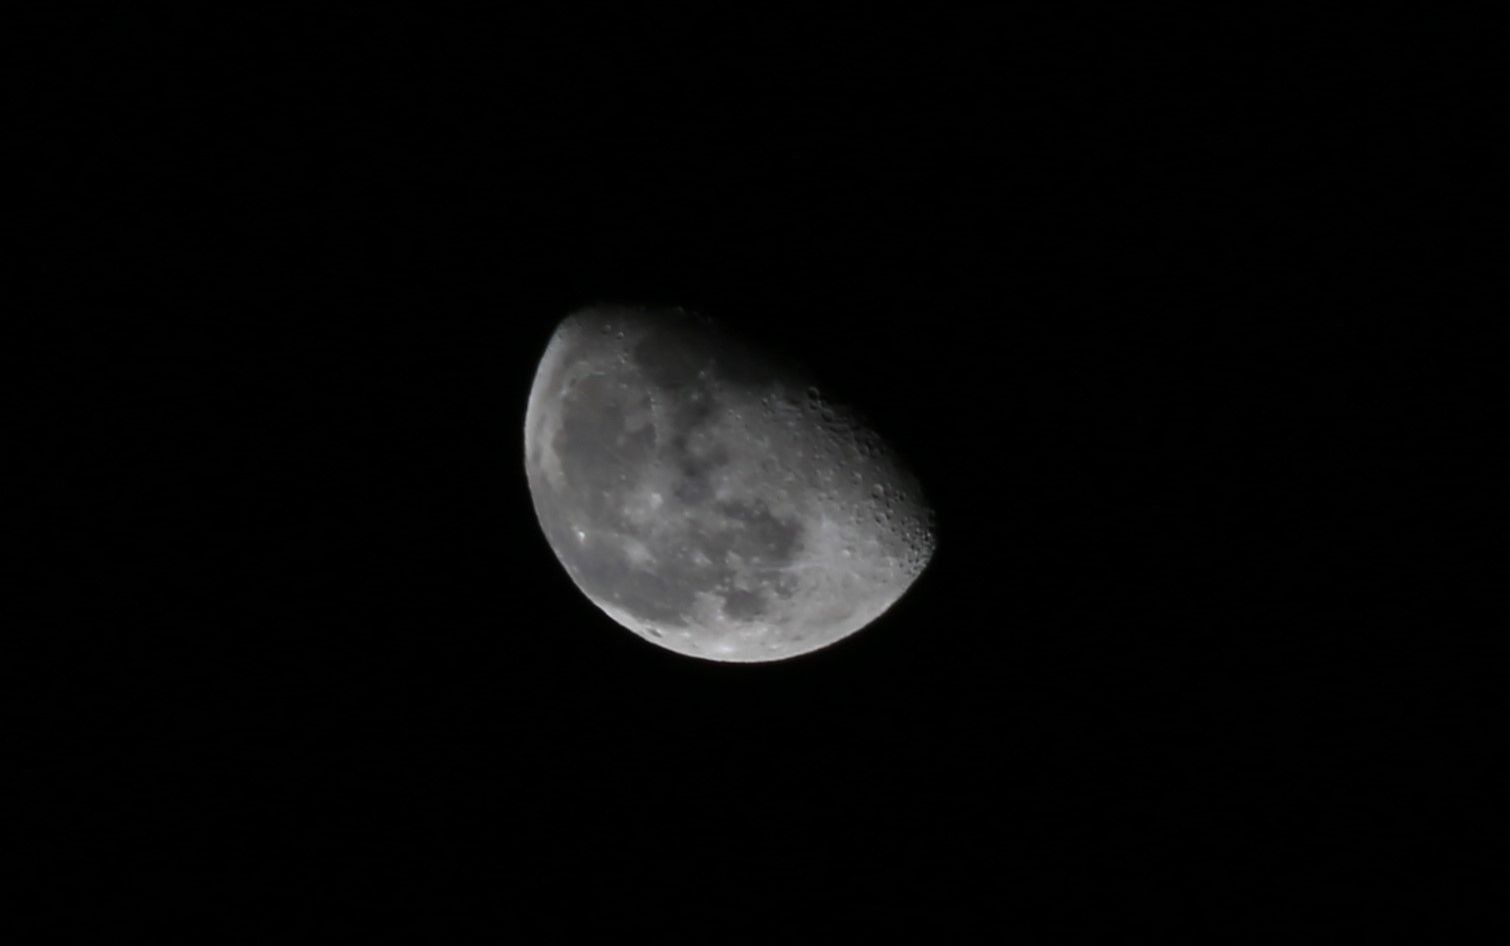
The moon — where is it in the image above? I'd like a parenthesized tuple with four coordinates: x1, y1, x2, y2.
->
(523, 305, 935, 662)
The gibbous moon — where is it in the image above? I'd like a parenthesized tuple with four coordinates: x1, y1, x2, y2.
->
(524, 305, 935, 662)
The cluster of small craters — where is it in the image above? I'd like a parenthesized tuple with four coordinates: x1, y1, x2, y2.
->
(796, 387, 934, 580)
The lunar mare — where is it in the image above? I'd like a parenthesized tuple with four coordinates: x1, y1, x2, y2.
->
(524, 305, 934, 662)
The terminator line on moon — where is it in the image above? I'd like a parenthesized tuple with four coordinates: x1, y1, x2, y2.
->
(524, 305, 935, 662)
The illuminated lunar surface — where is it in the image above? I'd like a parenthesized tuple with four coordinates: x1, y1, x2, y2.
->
(524, 305, 935, 662)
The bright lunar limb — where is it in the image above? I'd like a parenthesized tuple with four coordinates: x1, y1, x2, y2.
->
(524, 305, 935, 662)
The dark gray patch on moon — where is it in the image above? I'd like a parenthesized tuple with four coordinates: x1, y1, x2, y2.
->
(524, 305, 935, 662)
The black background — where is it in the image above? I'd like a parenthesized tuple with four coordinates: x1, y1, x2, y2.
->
(28, 10, 1493, 940)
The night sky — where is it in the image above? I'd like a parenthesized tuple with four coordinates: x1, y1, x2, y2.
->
(29, 11, 1490, 939)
